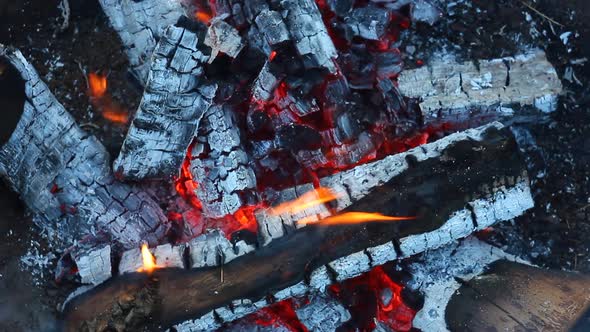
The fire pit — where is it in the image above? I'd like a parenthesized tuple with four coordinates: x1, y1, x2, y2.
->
(1, 0, 590, 331)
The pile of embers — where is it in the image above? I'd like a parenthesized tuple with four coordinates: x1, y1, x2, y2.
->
(0, 0, 567, 331)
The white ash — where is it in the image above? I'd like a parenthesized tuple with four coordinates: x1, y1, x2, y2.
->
(113, 24, 216, 181)
(205, 19, 245, 62)
(295, 293, 351, 331)
(73, 245, 112, 285)
(397, 50, 563, 121)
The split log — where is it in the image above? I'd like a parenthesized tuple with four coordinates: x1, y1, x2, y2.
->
(98, 0, 186, 84)
(0, 46, 168, 250)
(445, 261, 590, 331)
(113, 23, 217, 181)
(189, 105, 257, 218)
(397, 50, 563, 125)
(62, 123, 534, 331)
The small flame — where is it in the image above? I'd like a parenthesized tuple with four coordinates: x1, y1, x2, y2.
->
(300, 212, 416, 226)
(103, 110, 129, 124)
(86, 72, 129, 125)
(88, 72, 107, 98)
(269, 51, 277, 62)
(195, 11, 212, 24)
(137, 244, 160, 273)
(269, 187, 340, 216)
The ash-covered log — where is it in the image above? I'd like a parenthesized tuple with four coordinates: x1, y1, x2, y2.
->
(190, 105, 258, 218)
(0, 46, 168, 250)
(98, 0, 187, 84)
(62, 123, 534, 331)
(113, 23, 216, 181)
(398, 50, 563, 126)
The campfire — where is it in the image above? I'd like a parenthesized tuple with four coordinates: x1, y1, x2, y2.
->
(2, 0, 590, 331)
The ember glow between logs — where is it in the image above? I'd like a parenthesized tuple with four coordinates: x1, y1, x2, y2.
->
(87, 72, 129, 124)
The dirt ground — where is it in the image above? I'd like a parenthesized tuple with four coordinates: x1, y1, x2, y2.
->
(0, 0, 589, 331)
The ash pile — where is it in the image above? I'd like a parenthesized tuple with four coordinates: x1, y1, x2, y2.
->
(0, 0, 571, 331)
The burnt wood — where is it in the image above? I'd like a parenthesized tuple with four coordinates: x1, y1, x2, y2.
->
(446, 261, 590, 331)
(62, 125, 529, 331)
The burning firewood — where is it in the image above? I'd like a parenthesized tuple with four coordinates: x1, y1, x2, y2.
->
(97, 0, 187, 84)
(0, 46, 168, 250)
(62, 123, 534, 331)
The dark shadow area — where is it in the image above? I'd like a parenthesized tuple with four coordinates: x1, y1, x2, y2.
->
(0, 56, 26, 145)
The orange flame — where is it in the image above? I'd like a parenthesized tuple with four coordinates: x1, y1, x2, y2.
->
(103, 110, 129, 124)
(195, 11, 212, 24)
(300, 212, 416, 226)
(137, 244, 160, 273)
(86, 72, 129, 125)
(88, 72, 107, 98)
(269, 187, 340, 216)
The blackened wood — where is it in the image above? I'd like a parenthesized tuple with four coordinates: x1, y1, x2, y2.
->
(446, 261, 590, 331)
(63, 124, 530, 331)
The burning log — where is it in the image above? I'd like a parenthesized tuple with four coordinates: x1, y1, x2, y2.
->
(62, 123, 534, 331)
(97, 0, 187, 84)
(255, 122, 531, 245)
(0, 46, 168, 250)
(113, 23, 217, 181)
(398, 50, 563, 126)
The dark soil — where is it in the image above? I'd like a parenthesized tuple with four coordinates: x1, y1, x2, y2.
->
(0, 0, 589, 331)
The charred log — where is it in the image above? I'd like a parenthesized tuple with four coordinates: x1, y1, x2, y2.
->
(190, 105, 257, 218)
(63, 123, 533, 331)
(113, 23, 216, 181)
(98, 0, 186, 84)
(398, 50, 563, 126)
(0, 46, 168, 250)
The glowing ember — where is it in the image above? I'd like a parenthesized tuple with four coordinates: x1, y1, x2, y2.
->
(251, 298, 309, 332)
(300, 212, 416, 226)
(137, 244, 160, 273)
(330, 266, 416, 331)
(269, 51, 277, 62)
(195, 11, 212, 24)
(102, 110, 129, 124)
(88, 72, 107, 98)
(269, 187, 339, 216)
